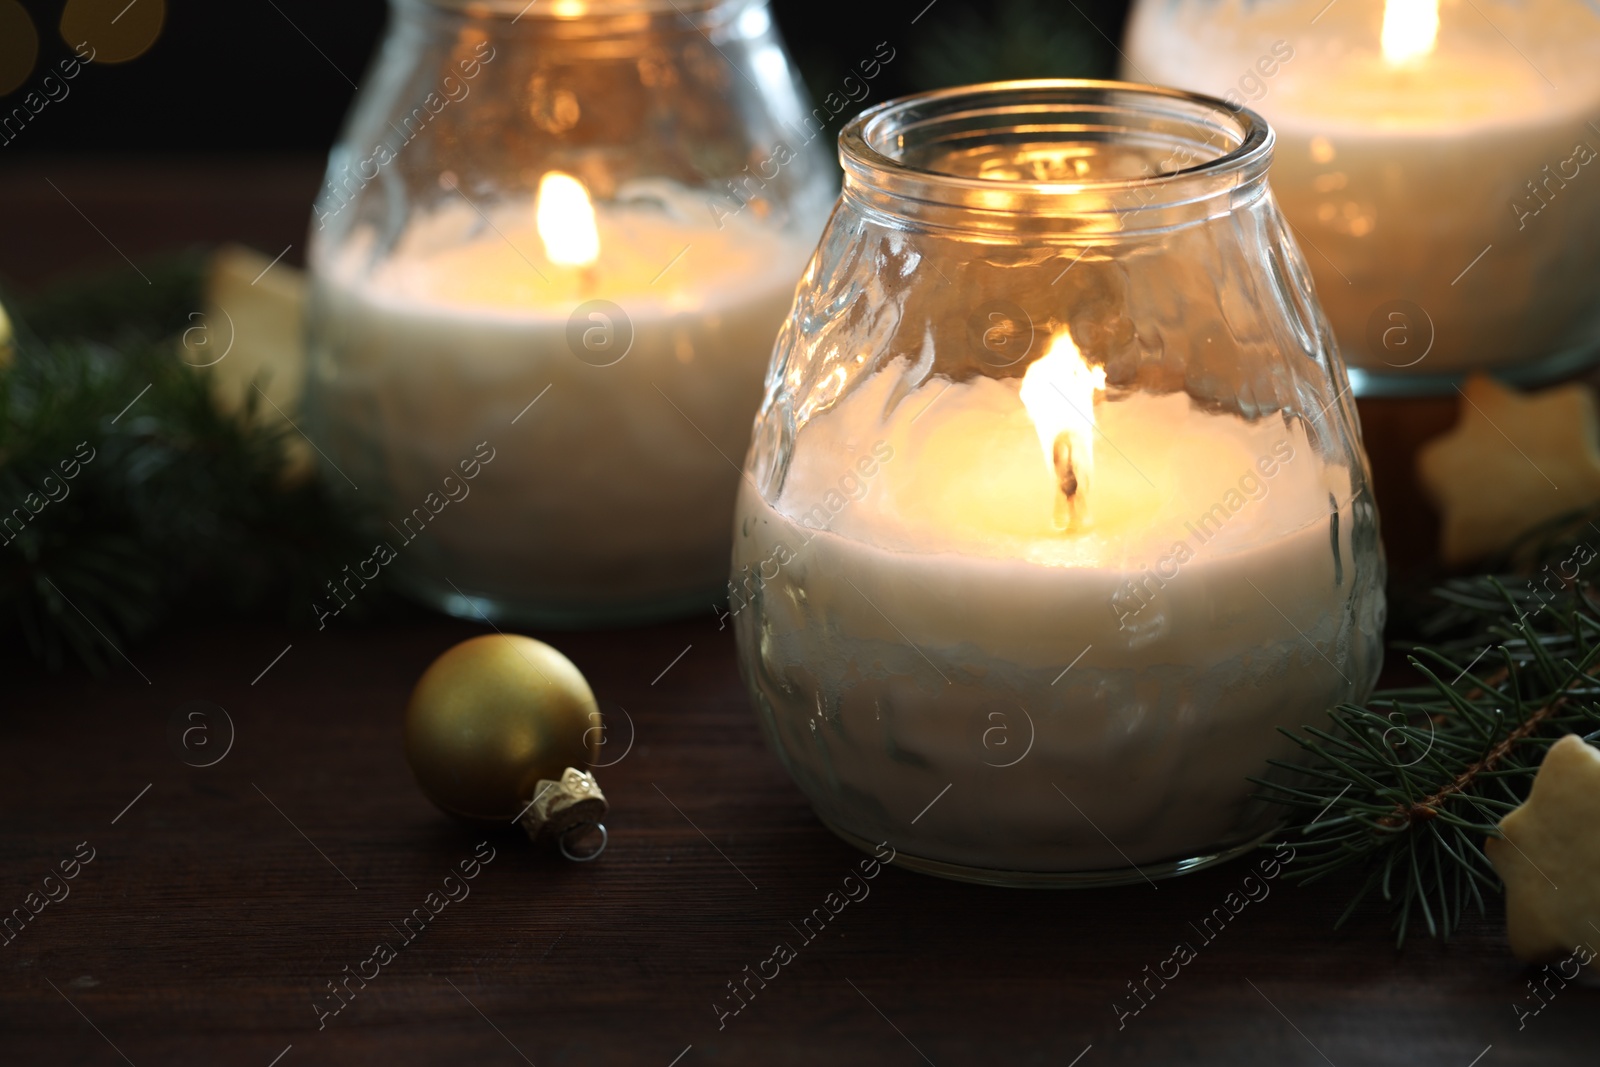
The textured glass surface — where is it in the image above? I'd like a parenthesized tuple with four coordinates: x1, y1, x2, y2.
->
(304, 0, 834, 625)
(732, 81, 1386, 882)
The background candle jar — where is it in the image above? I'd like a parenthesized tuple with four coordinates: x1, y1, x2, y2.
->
(732, 81, 1386, 886)
(305, 0, 834, 625)
(1123, 0, 1600, 393)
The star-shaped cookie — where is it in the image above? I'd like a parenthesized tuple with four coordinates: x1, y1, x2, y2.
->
(1485, 734, 1600, 962)
(1417, 375, 1600, 565)
(197, 244, 312, 480)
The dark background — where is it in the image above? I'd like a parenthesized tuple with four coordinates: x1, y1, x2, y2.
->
(1, 0, 1131, 155)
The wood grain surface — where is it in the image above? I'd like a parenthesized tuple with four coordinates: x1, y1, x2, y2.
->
(1, 612, 1593, 1066)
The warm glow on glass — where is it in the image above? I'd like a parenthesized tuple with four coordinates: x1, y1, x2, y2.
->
(536, 171, 601, 266)
(1381, 0, 1440, 64)
(1018, 330, 1106, 529)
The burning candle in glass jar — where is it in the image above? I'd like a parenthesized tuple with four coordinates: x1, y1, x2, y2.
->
(730, 79, 1386, 884)
(1122, 0, 1600, 379)
(303, 0, 834, 626)
(733, 327, 1366, 874)
(310, 170, 814, 619)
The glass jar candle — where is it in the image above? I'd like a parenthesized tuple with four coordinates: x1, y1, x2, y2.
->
(1124, 0, 1600, 394)
(305, 0, 833, 625)
(732, 81, 1385, 886)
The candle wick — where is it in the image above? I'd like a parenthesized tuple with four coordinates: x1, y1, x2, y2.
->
(1054, 435, 1079, 500)
(1052, 434, 1085, 532)
(1058, 446, 1079, 500)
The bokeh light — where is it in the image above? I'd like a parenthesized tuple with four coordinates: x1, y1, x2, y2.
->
(0, 1, 40, 96)
(61, 0, 167, 65)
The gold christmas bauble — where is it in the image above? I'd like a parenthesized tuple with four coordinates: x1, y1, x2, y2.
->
(404, 634, 600, 822)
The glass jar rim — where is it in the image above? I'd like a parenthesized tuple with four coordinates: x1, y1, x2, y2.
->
(392, 0, 755, 21)
(838, 79, 1274, 235)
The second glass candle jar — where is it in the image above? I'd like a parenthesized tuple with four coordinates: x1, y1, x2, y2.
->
(306, 0, 834, 625)
(1124, 0, 1600, 391)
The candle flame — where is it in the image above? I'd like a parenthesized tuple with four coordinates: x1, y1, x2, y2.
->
(1381, 0, 1439, 65)
(1018, 330, 1106, 531)
(536, 171, 601, 267)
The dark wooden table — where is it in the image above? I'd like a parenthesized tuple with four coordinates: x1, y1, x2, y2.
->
(1, 160, 1593, 1065)
(3, 615, 1592, 1066)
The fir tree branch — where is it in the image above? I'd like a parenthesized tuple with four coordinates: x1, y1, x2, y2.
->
(0, 257, 380, 673)
(1381, 656, 1600, 828)
(1256, 508, 1600, 944)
